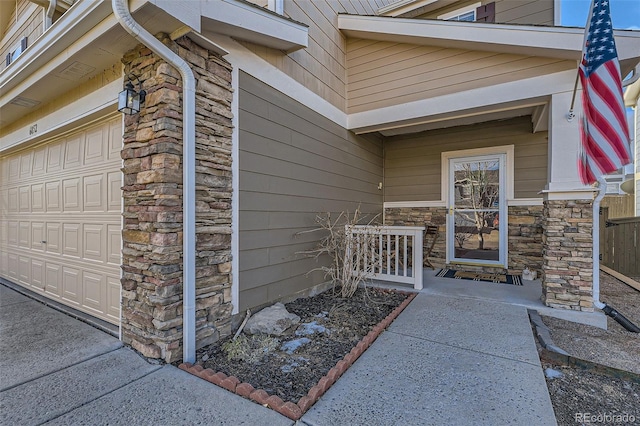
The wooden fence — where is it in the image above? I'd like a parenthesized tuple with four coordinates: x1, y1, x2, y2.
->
(600, 211, 640, 277)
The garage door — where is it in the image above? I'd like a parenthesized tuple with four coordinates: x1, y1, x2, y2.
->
(0, 116, 122, 324)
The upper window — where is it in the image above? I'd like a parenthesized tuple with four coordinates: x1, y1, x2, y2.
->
(438, 2, 481, 21)
(5, 37, 27, 67)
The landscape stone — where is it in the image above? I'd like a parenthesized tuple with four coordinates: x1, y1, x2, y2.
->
(244, 303, 301, 336)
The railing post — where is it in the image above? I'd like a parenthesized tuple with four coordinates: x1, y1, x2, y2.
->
(413, 229, 423, 290)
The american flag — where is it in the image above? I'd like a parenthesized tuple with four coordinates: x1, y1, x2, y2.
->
(578, 0, 631, 185)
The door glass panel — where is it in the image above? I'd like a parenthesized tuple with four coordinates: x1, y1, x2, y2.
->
(451, 157, 501, 263)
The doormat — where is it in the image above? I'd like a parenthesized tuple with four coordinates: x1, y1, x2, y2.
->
(436, 269, 522, 286)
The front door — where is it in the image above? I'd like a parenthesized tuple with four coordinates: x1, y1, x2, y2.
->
(447, 154, 506, 267)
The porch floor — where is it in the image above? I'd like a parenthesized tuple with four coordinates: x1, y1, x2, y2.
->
(373, 268, 607, 329)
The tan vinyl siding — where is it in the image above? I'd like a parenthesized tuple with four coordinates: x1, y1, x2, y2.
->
(1, 1, 43, 72)
(384, 117, 547, 202)
(414, 0, 554, 25)
(346, 40, 575, 114)
(239, 71, 383, 311)
(494, 0, 554, 26)
(239, 0, 396, 110)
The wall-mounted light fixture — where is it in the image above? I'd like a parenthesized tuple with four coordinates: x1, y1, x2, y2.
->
(118, 73, 146, 115)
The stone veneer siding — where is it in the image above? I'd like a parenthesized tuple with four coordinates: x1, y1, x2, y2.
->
(541, 199, 594, 312)
(384, 205, 544, 274)
(120, 35, 233, 362)
(384, 207, 447, 270)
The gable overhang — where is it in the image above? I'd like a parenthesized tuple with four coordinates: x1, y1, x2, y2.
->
(0, 0, 308, 132)
(151, 0, 308, 52)
(339, 15, 640, 76)
(339, 15, 640, 135)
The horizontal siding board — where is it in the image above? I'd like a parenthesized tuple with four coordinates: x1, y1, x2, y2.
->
(347, 42, 427, 70)
(350, 57, 573, 111)
(347, 40, 574, 113)
(1, 4, 42, 71)
(240, 170, 379, 202)
(239, 72, 382, 310)
(495, 0, 553, 25)
(240, 133, 382, 183)
(384, 117, 548, 202)
(240, 191, 380, 214)
(350, 61, 573, 112)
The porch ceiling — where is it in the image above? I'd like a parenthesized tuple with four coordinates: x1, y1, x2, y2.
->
(376, 103, 547, 137)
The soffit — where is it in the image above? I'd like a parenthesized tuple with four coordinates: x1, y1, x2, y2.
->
(0, 0, 308, 128)
(0, 2, 183, 127)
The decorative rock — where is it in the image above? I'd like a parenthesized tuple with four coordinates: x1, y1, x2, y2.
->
(295, 321, 327, 336)
(244, 303, 301, 336)
(280, 338, 311, 354)
(544, 368, 564, 379)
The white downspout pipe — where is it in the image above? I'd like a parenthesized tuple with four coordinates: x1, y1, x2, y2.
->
(45, 0, 56, 29)
(112, 0, 197, 363)
(591, 176, 607, 310)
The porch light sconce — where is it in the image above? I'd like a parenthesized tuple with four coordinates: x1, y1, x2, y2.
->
(118, 74, 146, 115)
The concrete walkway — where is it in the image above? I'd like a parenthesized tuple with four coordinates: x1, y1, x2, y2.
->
(1, 278, 558, 425)
(0, 285, 291, 426)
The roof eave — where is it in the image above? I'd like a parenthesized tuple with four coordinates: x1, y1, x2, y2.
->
(338, 15, 640, 65)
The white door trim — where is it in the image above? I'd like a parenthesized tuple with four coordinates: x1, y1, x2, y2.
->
(443, 146, 512, 269)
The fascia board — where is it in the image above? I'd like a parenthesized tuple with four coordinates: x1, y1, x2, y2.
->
(348, 69, 576, 134)
(338, 15, 640, 61)
(0, 0, 112, 99)
(377, 0, 438, 17)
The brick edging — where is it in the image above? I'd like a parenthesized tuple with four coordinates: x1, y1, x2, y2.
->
(179, 290, 417, 420)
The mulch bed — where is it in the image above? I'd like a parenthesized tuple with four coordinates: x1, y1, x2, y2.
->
(179, 287, 415, 420)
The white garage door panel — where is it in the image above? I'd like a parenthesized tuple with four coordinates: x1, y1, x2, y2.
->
(31, 259, 44, 289)
(0, 117, 122, 325)
(62, 266, 81, 304)
(45, 263, 61, 297)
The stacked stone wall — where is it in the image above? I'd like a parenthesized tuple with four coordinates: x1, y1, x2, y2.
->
(508, 205, 543, 274)
(384, 207, 447, 270)
(542, 199, 594, 312)
(384, 205, 544, 274)
(120, 34, 233, 362)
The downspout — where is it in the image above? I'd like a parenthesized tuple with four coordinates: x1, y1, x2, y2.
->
(112, 0, 198, 362)
(591, 176, 607, 311)
(592, 176, 640, 332)
(45, 0, 56, 29)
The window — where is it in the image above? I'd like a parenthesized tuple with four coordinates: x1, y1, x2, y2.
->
(5, 37, 27, 66)
(438, 2, 481, 21)
(446, 10, 476, 21)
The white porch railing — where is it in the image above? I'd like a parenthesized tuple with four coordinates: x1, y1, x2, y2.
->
(346, 225, 424, 290)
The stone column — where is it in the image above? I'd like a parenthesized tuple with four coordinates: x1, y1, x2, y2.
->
(541, 199, 594, 312)
(120, 34, 233, 362)
(541, 92, 598, 312)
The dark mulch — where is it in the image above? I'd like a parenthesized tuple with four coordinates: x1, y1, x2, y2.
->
(196, 287, 408, 403)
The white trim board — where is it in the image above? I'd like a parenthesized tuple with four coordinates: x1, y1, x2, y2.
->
(348, 71, 576, 134)
(383, 198, 543, 209)
(230, 63, 240, 316)
(441, 145, 515, 203)
(203, 32, 347, 130)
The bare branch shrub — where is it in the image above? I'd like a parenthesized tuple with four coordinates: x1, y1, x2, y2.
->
(298, 208, 380, 298)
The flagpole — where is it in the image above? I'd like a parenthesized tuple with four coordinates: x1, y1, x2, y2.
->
(566, 71, 580, 121)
